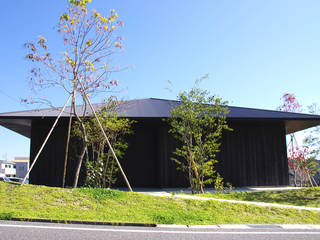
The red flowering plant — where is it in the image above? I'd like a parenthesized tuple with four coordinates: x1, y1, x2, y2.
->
(288, 147, 308, 186)
(277, 93, 316, 186)
(288, 146, 319, 186)
(277, 93, 302, 113)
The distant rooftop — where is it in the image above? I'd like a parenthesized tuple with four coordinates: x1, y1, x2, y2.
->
(13, 157, 29, 163)
(0, 98, 320, 137)
(14, 157, 29, 160)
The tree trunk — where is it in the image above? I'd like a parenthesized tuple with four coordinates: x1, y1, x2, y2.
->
(73, 106, 89, 188)
(103, 152, 110, 188)
(73, 140, 87, 188)
(294, 170, 297, 187)
(108, 157, 115, 188)
(189, 151, 203, 194)
(189, 164, 195, 194)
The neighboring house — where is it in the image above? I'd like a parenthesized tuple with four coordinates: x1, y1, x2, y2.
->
(0, 160, 16, 177)
(1, 98, 320, 188)
(13, 157, 29, 179)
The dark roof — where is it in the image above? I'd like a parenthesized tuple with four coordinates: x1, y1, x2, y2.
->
(0, 98, 320, 138)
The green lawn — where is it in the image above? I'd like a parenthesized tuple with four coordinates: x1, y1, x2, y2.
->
(200, 187, 320, 208)
(1, 182, 320, 224)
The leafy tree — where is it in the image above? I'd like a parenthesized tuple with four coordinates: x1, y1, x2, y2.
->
(72, 98, 134, 188)
(277, 93, 303, 185)
(167, 80, 231, 194)
(24, 0, 125, 187)
(303, 103, 320, 186)
(303, 103, 320, 157)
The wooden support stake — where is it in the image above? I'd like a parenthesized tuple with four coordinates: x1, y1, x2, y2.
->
(77, 80, 133, 192)
(21, 94, 73, 186)
(62, 90, 75, 187)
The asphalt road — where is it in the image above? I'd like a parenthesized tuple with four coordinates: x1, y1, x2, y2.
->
(1, 221, 320, 240)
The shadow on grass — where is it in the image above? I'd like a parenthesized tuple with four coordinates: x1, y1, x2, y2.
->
(0, 212, 13, 220)
(223, 188, 320, 207)
(77, 188, 125, 201)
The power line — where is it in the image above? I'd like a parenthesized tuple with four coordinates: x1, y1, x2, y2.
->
(0, 89, 35, 110)
(0, 89, 21, 104)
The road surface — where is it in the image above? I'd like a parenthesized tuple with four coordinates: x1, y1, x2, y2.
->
(0, 221, 320, 240)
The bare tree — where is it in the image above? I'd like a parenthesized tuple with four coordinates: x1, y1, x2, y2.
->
(24, 0, 127, 188)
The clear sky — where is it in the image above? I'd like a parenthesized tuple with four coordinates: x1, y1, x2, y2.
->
(0, 0, 320, 160)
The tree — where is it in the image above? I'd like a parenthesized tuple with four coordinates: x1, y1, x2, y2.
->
(277, 93, 302, 153)
(277, 93, 302, 113)
(302, 103, 320, 186)
(167, 80, 231, 194)
(277, 94, 319, 186)
(288, 147, 319, 186)
(303, 103, 320, 157)
(277, 93, 302, 185)
(72, 98, 134, 188)
(24, 0, 126, 187)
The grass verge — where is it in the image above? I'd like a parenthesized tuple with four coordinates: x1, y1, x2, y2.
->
(199, 187, 320, 208)
(0, 182, 320, 224)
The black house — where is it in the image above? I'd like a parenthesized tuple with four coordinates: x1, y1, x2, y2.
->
(1, 98, 320, 188)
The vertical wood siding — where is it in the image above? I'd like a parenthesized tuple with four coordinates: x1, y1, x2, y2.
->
(29, 118, 289, 187)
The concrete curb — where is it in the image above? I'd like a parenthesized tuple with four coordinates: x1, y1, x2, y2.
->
(9, 218, 156, 227)
(157, 224, 320, 229)
(5, 218, 320, 230)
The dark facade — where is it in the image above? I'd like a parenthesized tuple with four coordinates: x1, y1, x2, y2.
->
(29, 117, 288, 188)
(2, 98, 320, 188)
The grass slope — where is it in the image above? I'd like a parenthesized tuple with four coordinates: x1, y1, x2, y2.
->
(201, 187, 320, 208)
(0, 182, 320, 224)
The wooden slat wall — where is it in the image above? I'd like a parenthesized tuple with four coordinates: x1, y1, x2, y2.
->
(29, 119, 86, 187)
(217, 121, 289, 186)
(29, 118, 289, 187)
(29, 119, 67, 186)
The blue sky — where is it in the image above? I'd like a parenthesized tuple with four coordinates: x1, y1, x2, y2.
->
(0, 0, 320, 160)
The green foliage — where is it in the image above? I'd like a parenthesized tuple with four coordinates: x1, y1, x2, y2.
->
(303, 103, 320, 157)
(72, 99, 135, 188)
(306, 156, 320, 177)
(167, 77, 232, 193)
(85, 159, 105, 188)
(302, 103, 320, 186)
(213, 173, 224, 193)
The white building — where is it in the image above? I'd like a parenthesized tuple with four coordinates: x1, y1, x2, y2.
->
(0, 160, 16, 177)
(13, 157, 29, 179)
